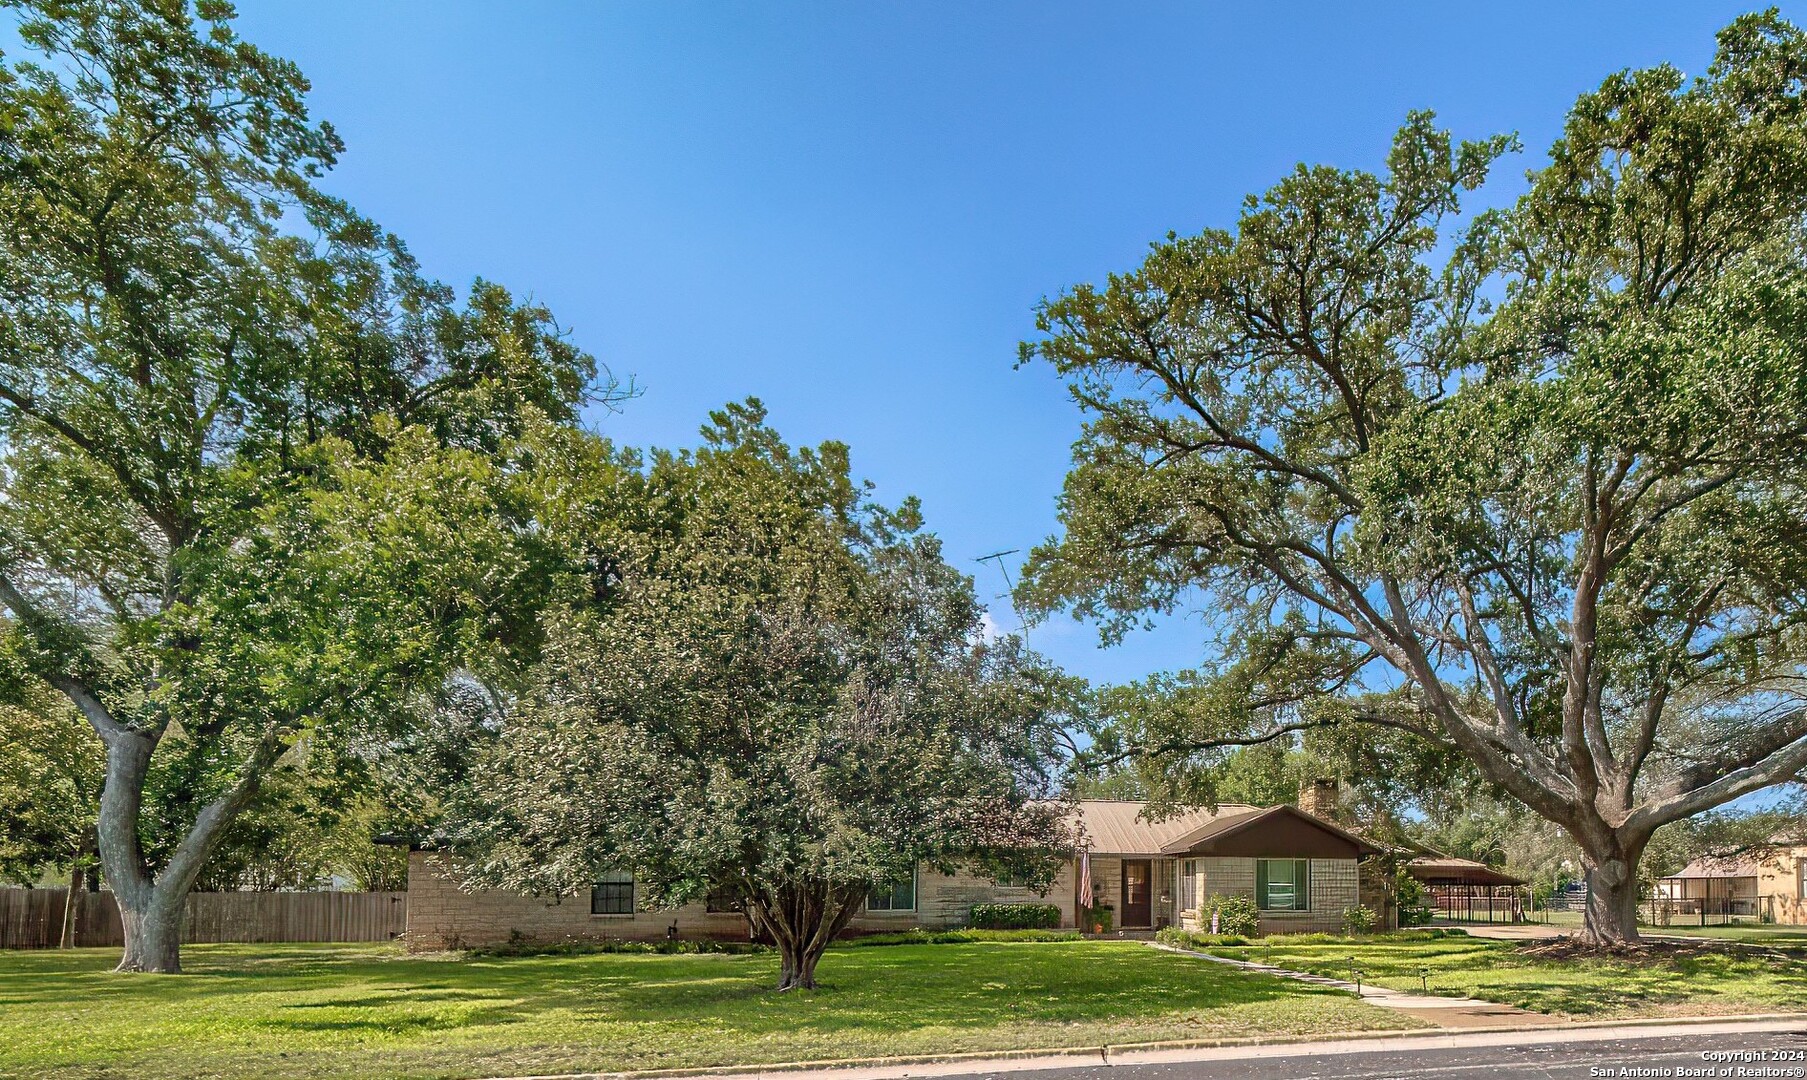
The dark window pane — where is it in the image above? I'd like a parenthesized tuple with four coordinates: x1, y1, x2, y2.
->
(591, 871, 634, 915)
(867, 872, 916, 911)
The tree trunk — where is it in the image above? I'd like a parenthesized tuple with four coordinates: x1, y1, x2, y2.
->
(1576, 833, 1647, 947)
(775, 929, 834, 991)
(95, 728, 256, 974)
(59, 864, 83, 948)
(116, 895, 185, 973)
(749, 880, 864, 992)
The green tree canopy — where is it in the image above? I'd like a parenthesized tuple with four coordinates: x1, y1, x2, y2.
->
(0, 674, 99, 885)
(459, 403, 1074, 990)
(0, 0, 617, 970)
(1018, 12, 1807, 945)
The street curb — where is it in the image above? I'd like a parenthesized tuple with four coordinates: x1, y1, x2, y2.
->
(484, 1011, 1807, 1080)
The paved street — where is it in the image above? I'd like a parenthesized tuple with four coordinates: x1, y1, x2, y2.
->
(923, 1025, 1807, 1080)
(687, 1020, 1807, 1080)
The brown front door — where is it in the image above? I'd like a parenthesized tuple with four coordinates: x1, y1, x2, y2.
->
(1121, 859, 1152, 928)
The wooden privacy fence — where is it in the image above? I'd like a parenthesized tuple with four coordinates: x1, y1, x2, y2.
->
(0, 888, 406, 949)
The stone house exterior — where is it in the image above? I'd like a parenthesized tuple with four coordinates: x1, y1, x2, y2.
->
(402, 797, 1380, 950)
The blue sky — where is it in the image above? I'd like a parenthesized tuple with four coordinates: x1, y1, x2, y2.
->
(237, 1, 1763, 688)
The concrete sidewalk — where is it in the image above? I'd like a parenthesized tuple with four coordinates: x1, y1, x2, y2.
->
(1147, 941, 1563, 1028)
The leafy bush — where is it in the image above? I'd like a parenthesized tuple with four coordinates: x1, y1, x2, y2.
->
(969, 902, 1061, 930)
(1342, 905, 1378, 934)
(1155, 926, 1252, 948)
(473, 935, 768, 957)
(1396, 868, 1436, 926)
(1200, 894, 1261, 937)
(1083, 905, 1114, 933)
(844, 928, 1080, 947)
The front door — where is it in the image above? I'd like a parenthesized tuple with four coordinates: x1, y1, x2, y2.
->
(1121, 859, 1152, 928)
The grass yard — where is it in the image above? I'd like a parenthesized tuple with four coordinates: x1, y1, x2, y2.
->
(1510, 911, 1807, 946)
(1205, 930, 1807, 1017)
(0, 939, 1420, 1080)
(1645, 924, 1807, 948)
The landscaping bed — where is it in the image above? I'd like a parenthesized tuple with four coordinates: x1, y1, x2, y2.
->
(0, 940, 1422, 1080)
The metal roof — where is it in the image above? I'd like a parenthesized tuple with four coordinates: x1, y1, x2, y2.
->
(1158, 804, 1384, 858)
(1072, 800, 1263, 856)
(1667, 856, 1762, 880)
(1405, 856, 1526, 887)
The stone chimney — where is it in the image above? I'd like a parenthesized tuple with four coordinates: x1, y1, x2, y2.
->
(1298, 778, 1340, 820)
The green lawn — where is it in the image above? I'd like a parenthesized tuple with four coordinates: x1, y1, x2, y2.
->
(1455, 911, 1807, 947)
(1645, 924, 1807, 947)
(1206, 931, 1807, 1017)
(0, 940, 1421, 1080)
(1512, 911, 1803, 938)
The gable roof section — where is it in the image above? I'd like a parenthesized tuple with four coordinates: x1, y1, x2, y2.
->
(1158, 804, 1382, 859)
(1073, 800, 1381, 859)
(1074, 800, 1262, 856)
(1667, 856, 1763, 880)
(1406, 856, 1526, 887)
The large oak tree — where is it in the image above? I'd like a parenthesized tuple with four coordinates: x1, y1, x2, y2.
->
(1018, 13, 1807, 945)
(0, 0, 613, 970)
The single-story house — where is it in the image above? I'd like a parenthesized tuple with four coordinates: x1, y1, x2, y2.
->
(402, 797, 1383, 950)
(1656, 848, 1807, 922)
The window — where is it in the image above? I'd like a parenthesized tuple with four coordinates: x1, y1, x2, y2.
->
(1179, 860, 1198, 912)
(705, 885, 744, 914)
(1257, 859, 1310, 911)
(867, 871, 917, 912)
(591, 870, 634, 915)
(994, 872, 1033, 889)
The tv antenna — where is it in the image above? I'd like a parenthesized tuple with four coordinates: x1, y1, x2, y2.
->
(975, 548, 1028, 639)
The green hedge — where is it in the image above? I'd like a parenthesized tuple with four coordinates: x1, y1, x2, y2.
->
(968, 902, 1062, 930)
(844, 928, 1080, 947)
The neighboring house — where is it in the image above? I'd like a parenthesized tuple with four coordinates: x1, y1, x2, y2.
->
(402, 798, 1382, 949)
(1656, 848, 1807, 922)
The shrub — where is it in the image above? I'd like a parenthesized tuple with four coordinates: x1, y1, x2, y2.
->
(1200, 894, 1260, 937)
(473, 937, 768, 957)
(1342, 905, 1378, 934)
(844, 928, 1080, 947)
(1155, 926, 1252, 948)
(1083, 905, 1114, 933)
(1396, 868, 1436, 926)
(969, 902, 1061, 930)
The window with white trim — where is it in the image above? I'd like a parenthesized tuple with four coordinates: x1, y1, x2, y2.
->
(1256, 859, 1309, 911)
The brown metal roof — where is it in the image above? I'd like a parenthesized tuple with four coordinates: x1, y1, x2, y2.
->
(1406, 856, 1526, 887)
(1159, 804, 1384, 859)
(1072, 800, 1381, 859)
(1072, 800, 1263, 856)
(1667, 856, 1761, 880)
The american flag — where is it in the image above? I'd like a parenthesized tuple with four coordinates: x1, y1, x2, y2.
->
(1077, 849, 1092, 922)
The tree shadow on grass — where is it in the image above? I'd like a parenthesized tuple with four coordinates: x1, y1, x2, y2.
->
(575, 943, 1336, 1038)
(260, 1011, 490, 1036)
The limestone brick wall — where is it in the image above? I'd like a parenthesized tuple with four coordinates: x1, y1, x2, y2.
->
(403, 852, 751, 950)
(404, 853, 1079, 950)
(1180, 856, 1360, 935)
